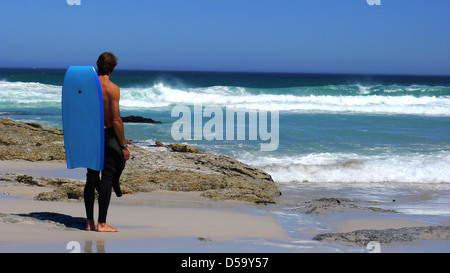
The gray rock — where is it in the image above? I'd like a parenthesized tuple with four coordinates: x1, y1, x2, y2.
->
(313, 226, 450, 246)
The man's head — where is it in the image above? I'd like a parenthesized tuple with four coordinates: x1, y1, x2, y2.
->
(97, 52, 118, 76)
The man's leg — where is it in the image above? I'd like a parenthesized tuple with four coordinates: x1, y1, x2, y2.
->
(96, 149, 120, 232)
(84, 169, 99, 231)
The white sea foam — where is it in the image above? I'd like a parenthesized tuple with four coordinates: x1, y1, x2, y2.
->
(119, 83, 450, 116)
(0, 80, 61, 105)
(237, 151, 450, 184)
(1, 81, 450, 116)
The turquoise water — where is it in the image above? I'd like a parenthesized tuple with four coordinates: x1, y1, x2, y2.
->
(1, 68, 449, 186)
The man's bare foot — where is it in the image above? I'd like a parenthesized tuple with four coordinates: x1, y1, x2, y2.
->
(86, 220, 96, 231)
(96, 223, 120, 232)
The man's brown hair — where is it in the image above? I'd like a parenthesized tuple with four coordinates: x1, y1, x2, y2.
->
(96, 52, 118, 76)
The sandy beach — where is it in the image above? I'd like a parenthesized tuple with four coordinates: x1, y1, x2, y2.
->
(1, 159, 449, 253)
(0, 161, 290, 253)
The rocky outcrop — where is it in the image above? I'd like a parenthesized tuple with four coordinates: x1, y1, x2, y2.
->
(0, 118, 280, 204)
(296, 197, 450, 246)
(121, 115, 161, 123)
(121, 142, 280, 203)
(155, 141, 201, 153)
(313, 226, 450, 246)
(0, 119, 65, 161)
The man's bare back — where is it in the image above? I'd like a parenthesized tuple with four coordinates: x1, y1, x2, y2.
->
(98, 75, 130, 162)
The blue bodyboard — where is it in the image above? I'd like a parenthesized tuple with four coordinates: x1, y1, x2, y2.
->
(62, 66, 104, 171)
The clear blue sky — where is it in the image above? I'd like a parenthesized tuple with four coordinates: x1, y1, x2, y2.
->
(1, 0, 449, 75)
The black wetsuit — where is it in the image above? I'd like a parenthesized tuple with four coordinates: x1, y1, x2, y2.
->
(84, 127, 125, 223)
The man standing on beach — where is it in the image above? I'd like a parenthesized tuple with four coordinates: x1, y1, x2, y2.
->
(84, 52, 130, 232)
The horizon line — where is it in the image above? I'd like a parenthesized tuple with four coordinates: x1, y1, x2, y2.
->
(0, 66, 449, 78)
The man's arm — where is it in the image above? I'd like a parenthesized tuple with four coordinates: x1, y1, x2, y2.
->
(110, 85, 130, 161)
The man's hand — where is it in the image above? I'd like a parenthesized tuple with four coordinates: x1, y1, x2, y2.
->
(122, 149, 130, 161)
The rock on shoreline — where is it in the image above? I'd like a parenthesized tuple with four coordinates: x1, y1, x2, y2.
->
(313, 226, 450, 246)
(299, 198, 450, 246)
(0, 118, 281, 204)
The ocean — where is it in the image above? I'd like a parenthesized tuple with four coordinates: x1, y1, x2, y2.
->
(1, 68, 450, 219)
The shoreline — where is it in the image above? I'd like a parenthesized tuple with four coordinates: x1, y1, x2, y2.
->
(0, 162, 289, 253)
(1, 160, 450, 253)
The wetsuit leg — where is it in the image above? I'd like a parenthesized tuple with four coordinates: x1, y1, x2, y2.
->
(84, 128, 124, 224)
(97, 152, 115, 223)
(97, 128, 123, 223)
(84, 169, 100, 221)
